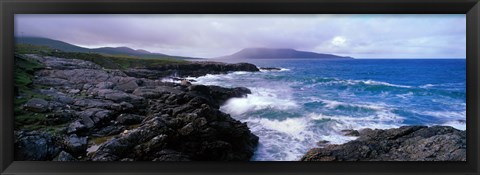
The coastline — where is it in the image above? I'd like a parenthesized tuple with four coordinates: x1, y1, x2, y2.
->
(301, 125, 466, 161)
(14, 54, 259, 161)
(13, 53, 466, 161)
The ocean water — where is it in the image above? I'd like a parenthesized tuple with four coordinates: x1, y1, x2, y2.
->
(189, 59, 466, 161)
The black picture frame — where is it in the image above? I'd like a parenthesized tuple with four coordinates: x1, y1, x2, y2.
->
(1, 0, 479, 174)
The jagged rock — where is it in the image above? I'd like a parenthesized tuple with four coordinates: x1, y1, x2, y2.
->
(76, 108, 113, 128)
(53, 151, 77, 161)
(64, 134, 88, 156)
(24, 98, 49, 113)
(341, 129, 360, 136)
(187, 85, 251, 107)
(124, 62, 259, 79)
(92, 125, 126, 137)
(152, 150, 191, 161)
(301, 126, 466, 161)
(16, 54, 260, 162)
(116, 114, 145, 125)
(111, 102, 134, 112)
(67, 120, 88, 134)
(14, 131, 60, 161)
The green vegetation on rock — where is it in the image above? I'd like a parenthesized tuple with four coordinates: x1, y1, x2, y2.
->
(16, 44, 188, 70)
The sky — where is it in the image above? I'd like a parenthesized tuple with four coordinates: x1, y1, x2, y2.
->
(15, 14, 466, 59)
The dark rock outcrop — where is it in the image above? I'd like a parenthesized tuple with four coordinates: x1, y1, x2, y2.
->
(124, 62, 259, 79)
(53, 151, 77, 161)
(15, 54, 259, 161)
(14, 131, 61, 161)
(301, 126, 466, 161)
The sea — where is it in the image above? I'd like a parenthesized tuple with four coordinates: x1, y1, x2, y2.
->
(187, 59, 466, 161)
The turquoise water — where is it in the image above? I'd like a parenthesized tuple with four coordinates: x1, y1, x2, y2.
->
(190, 59, 466, 161)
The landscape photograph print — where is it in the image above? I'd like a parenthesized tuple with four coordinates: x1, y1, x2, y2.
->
(13, 14, 466, 161)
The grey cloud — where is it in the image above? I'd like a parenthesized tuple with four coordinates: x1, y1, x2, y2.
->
(15, 14, 465, 58)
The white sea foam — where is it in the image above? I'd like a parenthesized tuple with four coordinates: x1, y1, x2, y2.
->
(420, 84, 435, 88)
(396, 92, 414, 99)
(244, 116, 357, 161)
(414, 110, 466, 119)
(259, 67, 291, 72)
(441, 120, 466, 131)
(308, 112, 404, 130)
(316, 99, 386, 111)
(245, 117, 310, 136)
(160, 78, 181, 84)
(317, 79, 412, 88)
(220, 88, 299, 116)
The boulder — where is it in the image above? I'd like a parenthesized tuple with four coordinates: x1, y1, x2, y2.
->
(24, 98, 49, 113)
(64, 134, 88, 156)
(114, 77, 139, 93)
(301, 126, 466, 161)
(53, 151, 77, 161)
(14, 131, 60, 161)
(76, 108, 113, 128)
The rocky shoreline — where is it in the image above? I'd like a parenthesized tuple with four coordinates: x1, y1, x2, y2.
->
(301, 126, 466, 161)
(14, 54, 259, 161)
(14, 54, 466, 162)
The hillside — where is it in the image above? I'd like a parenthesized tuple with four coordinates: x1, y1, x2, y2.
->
(217, 48, 353, 59)
(16, 37, 201, 60)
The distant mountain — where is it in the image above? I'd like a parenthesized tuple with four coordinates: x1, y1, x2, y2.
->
(16, 37, 200, 59)
(16, 37, 90, 53)
(217, 48, 353, 59)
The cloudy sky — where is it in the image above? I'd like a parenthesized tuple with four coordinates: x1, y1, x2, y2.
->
(15, 14, 465, 58)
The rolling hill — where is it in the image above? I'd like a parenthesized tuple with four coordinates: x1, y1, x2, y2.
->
(15, 37, 201, 60)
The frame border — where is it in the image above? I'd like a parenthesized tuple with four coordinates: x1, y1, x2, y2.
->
(1, 0, 479, 174)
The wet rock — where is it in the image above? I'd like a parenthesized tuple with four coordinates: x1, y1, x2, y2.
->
(301, 126, 466, 161)
(341, 129, 360, 137)
(180, 79, 191, 86)
(24, 98, 49, 113)
(187, 85, 251, 107)
(14, 131, 60, 161)
(316, 140, 330, 147)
